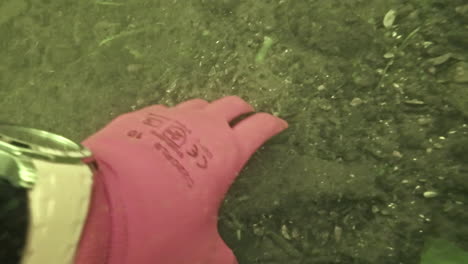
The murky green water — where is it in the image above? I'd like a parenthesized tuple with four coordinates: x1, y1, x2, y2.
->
(1, 0, 467, 263)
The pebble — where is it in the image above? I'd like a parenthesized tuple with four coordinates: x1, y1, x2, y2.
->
(253, 224, 264, 236)
(318, 100, 332, 111)
(281, 225, 291, 240)
(127, 64, 144, 73)
(417, 117, 432, 125)
(334, 226, 342, 242)
(404, 99, 425, 105)
(383, 9, 397, 28)
(384, 52, 395, 59)
(291, 228, 300, 239)
(381, 209, 391, 215)
(423, 191, 439, 198)
(350, 97, 363, 106)
(371, 205, 380, 213)
(392, 150, 403, 158)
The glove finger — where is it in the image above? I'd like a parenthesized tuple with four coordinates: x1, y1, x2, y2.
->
(204, 96, 254, 123)
(233, 112, 288, 158)
(175, 98, 209, 110)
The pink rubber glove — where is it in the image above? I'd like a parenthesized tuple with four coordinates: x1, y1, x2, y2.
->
(75, 96, 288, 264)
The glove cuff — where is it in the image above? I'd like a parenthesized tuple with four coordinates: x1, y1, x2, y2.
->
(74, 166, 116, 264)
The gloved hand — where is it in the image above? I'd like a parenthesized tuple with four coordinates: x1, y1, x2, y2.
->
(75, 96, 288, 264)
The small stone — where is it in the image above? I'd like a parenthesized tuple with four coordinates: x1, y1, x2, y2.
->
(392, 150, 403, 158)
(136, 98, 145, 106)
(423, 191, 439, 198)
(433, 143, 443, 149)
(381, 209, 391, 215)
(404, 99, 425, 105)
(417, 117, 432, 125)
(350, 97, 363, 106)
(371, 205, 380, 213)
(384, 52, 395, 59)
(408, 10, 420, 20)
(281, 225, 291, 240)
(253, 224, 264, 236)
(318, 100, 332, 111)
(127, 64, 143, 73)
(423, 41, 433, 48)
(291, 228, 300, 239)
(383, 9, 397, 28)
(334, 226, 342, 242)
(317, 84, 326, 91)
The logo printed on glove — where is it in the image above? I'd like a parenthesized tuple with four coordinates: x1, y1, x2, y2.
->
(126, 112, 213, 188)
